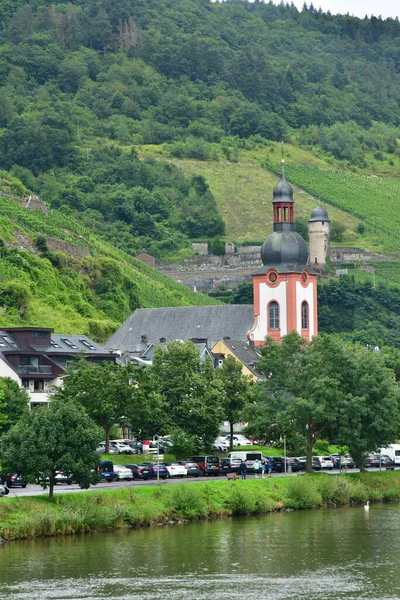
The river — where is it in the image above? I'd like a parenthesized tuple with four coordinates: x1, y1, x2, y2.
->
(1, 502, 400, 599)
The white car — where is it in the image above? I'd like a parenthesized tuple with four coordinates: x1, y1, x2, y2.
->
(113, 466, 133, 481)
(214, 438, 230, 452)
(223, 435, 253, 447)
(97, 442, 134, 455)
(163, 463, 187, 478)
(317, 456, 334, 470)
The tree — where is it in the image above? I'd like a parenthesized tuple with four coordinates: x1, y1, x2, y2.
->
(1, 399, 102, 499)
(151, 341, 224, 449)
(0, 377, 29, 435)
(55, 360, 163, 449)
(330, 220, 346, 242)
(245, 333, 400, 472)
(215, 355, 257, 450)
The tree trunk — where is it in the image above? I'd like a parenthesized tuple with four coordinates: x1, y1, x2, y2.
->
(49, 480, 54, 500)
(229, 421, 234, 451)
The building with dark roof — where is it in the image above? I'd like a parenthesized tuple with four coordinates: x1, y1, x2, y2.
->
(211, 339, 264, 380)
(0, 327, 118, 407)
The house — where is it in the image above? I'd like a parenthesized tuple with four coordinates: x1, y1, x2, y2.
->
(211, 339, 264, 381)
(104, 305, 254, 357)
(0, 327, 118, 407)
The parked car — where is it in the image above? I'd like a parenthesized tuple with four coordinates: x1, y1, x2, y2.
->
(0, 484, 9, 497)
(113, 465, 133, 481)
(330, 454, 355, 469)
(96, 442, 120, 455)
(364, 454, 381, 468)
(222, 435, 253, 447)
(126, 440, 143, 454)
(187, 455, 220, 475)
(140, 462, 169, 479)
(99, 459, 116, 482)
(219, 457, 241, 474)
(36, 472, 73, 485)
(297, 456, 323, 470)
(124, 464, 151, 480)
(316, 456, 334, 470)
(177, 461, 201, 477)
(163, 462, 187, 478)
(214, 437, 230, 452)
(381, 455, 395, 467)
(0, 473, 27, 488)
(265, 457, 285, 473)
(285, 458, 303, 472)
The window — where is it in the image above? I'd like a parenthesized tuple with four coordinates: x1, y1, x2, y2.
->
(50, 340, 60, 348)
(61, 338, 78, 349)
(302, 301, 309, 329)
(79, 339, 96, 350)
(269, 302, 279, 330)
(34, 380, 44, 391)
(22, 379, 29, 388)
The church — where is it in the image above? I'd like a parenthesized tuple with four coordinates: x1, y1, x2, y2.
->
(104, 162, 329, 363)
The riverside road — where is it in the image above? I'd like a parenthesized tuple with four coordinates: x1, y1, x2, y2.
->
(3, 467, 394, 498)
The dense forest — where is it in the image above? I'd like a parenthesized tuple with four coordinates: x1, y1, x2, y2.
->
(0, 0, 399, 259)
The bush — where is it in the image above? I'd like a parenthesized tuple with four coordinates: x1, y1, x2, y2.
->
(285, 476, 323, 508)
(167, 486, 207, 519)
(226, 486, 256, 515)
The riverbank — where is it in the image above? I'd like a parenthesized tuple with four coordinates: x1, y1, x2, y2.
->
(1, 472, 400, 542)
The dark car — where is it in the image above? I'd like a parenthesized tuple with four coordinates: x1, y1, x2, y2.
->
(265, 457, 285, 473)
(364, 454, 381, 468)
(127, 440, 143, 454)
(0, 474, 27, 488)
(140, 462, 169, 479)
(124, 464, 151, 480)
(177, 461, 201, 477)
(99, 459, 116, 482)
(312, 457, 322, 471)
(381, 455, 395, 467)
(219, 458, 241, 475)
(285, 458, 303, 472)
(187, 456, 220, 475)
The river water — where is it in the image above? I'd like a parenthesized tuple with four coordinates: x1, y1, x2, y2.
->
(1, 502, 400, 599)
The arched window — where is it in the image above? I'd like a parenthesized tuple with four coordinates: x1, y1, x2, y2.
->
(301, 301, 309, 329)
(269, 301, 279, 330)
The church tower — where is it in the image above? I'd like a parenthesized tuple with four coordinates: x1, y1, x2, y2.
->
(308, 205, 330, 269)
(247, 161, 318, 345)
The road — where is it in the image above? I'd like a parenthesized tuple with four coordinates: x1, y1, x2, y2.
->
(3, 466, 396, 498)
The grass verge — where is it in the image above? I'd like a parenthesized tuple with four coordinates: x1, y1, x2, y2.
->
(1, 472, 400, 542)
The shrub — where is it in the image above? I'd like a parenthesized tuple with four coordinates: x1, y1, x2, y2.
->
(167, 486, 207, 519)
(285, 476, 323, 508)
(226, 486, 256, 515)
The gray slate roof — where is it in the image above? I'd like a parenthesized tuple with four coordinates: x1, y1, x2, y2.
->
(104, 305, 254, 354)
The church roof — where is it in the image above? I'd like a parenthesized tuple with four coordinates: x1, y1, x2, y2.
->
(103, 305, 254, 354)
(261, 231, 309, 269)
(309, 204, 330, 222)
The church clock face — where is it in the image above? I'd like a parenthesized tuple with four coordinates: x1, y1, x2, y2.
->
(301, 270, 308, 284)
(268, 270, 278, 284)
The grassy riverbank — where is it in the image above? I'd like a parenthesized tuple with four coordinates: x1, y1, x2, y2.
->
(1, 472, 400, 541)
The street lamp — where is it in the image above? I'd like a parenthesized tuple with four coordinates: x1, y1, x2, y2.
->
(280, 434, 287, 475)
(154, 435, 160, 484)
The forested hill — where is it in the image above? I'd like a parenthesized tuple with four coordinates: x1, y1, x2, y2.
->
(0, 0, 399, 260)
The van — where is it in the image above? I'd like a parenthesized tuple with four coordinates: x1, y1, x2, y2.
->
(379, 444, 400, 465)
(187, 456, 220, 475)
(228, 451, 262, 471)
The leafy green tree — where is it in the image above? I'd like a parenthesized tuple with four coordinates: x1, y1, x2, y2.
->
(151, 340, 224, 449)
(0, 377, 29, 435)
(211, 236, 225, 256)
(230, 282, 253, 305)
(246, 333, 400, 471)
(215, 355, 257, 450)
(330, 220, 346, 242)
(1, 399, 102, 499)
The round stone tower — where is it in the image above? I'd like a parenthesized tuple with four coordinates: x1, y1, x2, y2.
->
(308, 205, 330, 269)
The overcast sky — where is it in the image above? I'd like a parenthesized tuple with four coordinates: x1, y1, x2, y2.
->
(281, 0, 399, 19)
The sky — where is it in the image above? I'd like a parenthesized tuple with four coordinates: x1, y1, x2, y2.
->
(282, 0, 399, 19)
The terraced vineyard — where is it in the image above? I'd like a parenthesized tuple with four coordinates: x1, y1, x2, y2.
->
(265, 161, 400, 253)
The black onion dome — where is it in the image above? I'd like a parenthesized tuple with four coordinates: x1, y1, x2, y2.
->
(273, 174, 294, 203)
(261, 231, 309, 267)
(309, 204, 329, 222)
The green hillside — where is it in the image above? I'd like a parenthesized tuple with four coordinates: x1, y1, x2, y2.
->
(0, 0, 399, 262)
(0, 172, 217, 341)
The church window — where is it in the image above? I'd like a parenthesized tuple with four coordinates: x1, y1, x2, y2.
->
(269, 301, 279, 330)
(302, 301, 309, 329)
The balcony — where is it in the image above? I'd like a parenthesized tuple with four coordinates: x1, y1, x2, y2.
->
(16, 365, 52, 375)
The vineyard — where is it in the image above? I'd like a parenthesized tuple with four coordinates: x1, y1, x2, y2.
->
(265, 161, 400, 253)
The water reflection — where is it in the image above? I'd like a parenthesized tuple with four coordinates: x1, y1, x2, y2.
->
(1, 504, 400, 599)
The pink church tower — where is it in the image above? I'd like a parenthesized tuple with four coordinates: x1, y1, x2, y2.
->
(247, 160, 318, 345)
